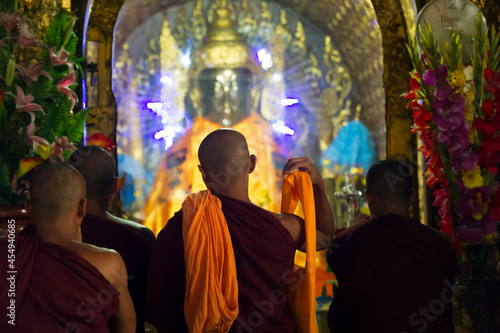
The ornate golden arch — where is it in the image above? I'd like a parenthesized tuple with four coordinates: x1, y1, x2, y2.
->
(82, 0, 416, 161)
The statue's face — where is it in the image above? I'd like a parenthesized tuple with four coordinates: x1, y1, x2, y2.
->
(195, 67, 255, 126)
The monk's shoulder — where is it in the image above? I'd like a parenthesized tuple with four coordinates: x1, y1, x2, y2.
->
(270, 212, 303, 227)
(269, 212, 304, 245)
(105, 213, 156, 245)
(70, 241, 126, 283)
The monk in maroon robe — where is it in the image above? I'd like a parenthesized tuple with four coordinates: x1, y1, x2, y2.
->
(68, 146, 156, 333)
(327, 160, 458, 333)
(147, 129, 335, 332)
(0, 162, 136, 332)
(21, 146, 156, 333)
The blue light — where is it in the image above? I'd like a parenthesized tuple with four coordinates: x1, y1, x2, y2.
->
(272, 120, 295, 136)
(147, 102, 164, 112)
(154, 124, 184, 149)
(160, 75, 173, 85)
(181, 52, 191, 69)
(281, 98, 299, 106)
(257, 49, 273, 71)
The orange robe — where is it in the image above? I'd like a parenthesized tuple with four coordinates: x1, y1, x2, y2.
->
(147, 195, 296, 332)
(281, 171, 318, 333)
(182, 191, 238, 332)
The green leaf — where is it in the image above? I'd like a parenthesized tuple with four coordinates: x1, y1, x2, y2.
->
(38, 94, 70, 142)
(65, 33, 78, 57)
(44, 7, 69, 50)
(0, 156, 11, 188)
(58, 108, 90, 144)
(28, 75, 53, 103)
(0, 0, 16, 14)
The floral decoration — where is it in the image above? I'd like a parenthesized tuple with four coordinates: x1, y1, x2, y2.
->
(0, 0, 88, 204)
(403, 19, 500, 245)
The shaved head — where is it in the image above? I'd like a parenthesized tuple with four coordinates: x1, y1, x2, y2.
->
(198, 129, 252, 185)
(29, 162, 86, 220)
(366, 160, 413, 204)
(68, 146, 116, 199)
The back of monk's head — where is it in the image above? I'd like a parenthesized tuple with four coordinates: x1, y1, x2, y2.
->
(29, 162, 86, 220)
(198, 129, 252, 184)
(366, 160, 413, 204)
(68, 145, 115, 199)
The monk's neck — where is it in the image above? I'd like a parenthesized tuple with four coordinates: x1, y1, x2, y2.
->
(216, 187, 252, 204)
(85, 198, 109, 218)
(36, 222, 78, 245)
(372, 204, 411, 219)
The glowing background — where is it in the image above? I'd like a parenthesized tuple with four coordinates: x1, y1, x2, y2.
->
(112, 0, 384, 222)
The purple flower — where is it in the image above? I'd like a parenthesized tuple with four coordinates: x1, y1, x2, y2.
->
(436, 65, 448, 84)
(480, 214, 497, 234)
(455, 182, 490, 217)
(424, 65, 449, 87)
(453, 225, 484, 243)
(423, 69, 437, 86)
(435, 85, 453, 100)
(432, 98, 452, 115)
(459, 151, 478, 171)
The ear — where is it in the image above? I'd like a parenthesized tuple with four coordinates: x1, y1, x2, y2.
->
(198, 165, 208, 182)
(77, 198, 87, 219)
(249, 154, 257, 174)
(24, 199, 33, 216)
(409, 189, 417, 204)
(110, 178, 119, 195)
(364, 191, 375, 207)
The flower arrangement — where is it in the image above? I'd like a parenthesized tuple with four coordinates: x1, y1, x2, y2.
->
(403, 17, 500, 246)
(0, 0, 88, 204)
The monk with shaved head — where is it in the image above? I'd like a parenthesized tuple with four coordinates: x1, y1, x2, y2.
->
(0, 162, 136, 332)
(148, 129, 335, 332)
(20, 147, 155, 332)
(68, 146, 156, 333)
(326, 160, 457, 332)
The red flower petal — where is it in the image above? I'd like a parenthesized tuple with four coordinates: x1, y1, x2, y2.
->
(86, 133, 116, 151)
(482, 100, 494, 118)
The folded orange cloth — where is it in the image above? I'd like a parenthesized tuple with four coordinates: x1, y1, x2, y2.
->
(281, 171, 318, 333)
(182, 190, 239, 332)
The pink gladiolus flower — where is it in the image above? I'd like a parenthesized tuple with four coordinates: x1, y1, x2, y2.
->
(5, 85, 44, 122)
(0, 12, 19, 31)
(57, 71, 78, 109)
(15, 62, 52, 83)
(18, 21, 37, 47)
(25, 123, 49, 150)
(49, 47, 71, 66)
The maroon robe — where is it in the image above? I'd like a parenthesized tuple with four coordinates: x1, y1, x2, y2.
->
(0, 236, 119, 332)
(20, 214, 155, 333)
(147, 195, 296, 333)
(326, 214, 458, 333)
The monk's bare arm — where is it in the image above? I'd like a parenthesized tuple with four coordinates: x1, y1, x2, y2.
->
(69, 242, 136, 332)
(282, 157, 335, 249)
(275, 213, 331, 251)
(104, 252, 136, 333)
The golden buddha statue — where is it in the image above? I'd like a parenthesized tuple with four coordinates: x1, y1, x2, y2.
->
(144, 0, 285, 234)
(187, 0, 261, 126)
